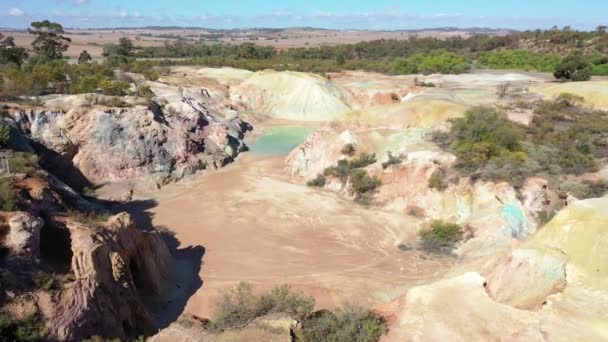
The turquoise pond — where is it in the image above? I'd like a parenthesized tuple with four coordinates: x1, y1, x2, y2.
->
(249, 126, 316, 155)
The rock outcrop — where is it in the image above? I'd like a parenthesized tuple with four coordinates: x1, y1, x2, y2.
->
(6, 85, 251, 187)
(2, 210, 175, 341)
(46, 212, 174, 340)
(380, 197, 608, 341)
(6, 212, 43, 257)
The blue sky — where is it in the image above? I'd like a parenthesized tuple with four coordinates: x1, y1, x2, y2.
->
(1, 0, 607, 30)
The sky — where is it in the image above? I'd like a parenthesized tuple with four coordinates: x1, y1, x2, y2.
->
(1, 0, 607, 30)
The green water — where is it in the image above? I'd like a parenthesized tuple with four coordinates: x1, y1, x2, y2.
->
(249, 126, 316, 155)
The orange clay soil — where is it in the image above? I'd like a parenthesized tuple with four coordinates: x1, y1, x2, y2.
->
(136, 153, 454, 319)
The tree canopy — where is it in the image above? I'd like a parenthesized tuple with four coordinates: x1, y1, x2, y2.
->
(28, 20, 71, 60)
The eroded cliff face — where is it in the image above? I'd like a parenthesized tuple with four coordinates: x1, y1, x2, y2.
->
(48, 212, 174, 340)
(379, 197, 608, 341)
(5, 83, 251, 188)
(2, 210, 174, 341)
(285, 120, 552, 260)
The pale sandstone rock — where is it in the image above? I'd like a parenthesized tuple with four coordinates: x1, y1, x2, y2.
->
(7, 212, 43, 257)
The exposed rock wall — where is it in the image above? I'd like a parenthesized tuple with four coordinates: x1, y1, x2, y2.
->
(6, 88, 250, 187)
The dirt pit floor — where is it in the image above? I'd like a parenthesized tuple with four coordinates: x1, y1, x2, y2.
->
(132, 150, 454, 320)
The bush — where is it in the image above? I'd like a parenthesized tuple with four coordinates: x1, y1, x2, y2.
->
(349, 153, 377, 169)
(299, 304, 388, 342)
(211, 282, 314, 331)
(143, 70, 160, 81)
(553, 54, 593, 81)
(0, 312, 44, 342)
(324, 159, 352, 180)
(450, 107, 524, 172)
(341, 143, 356, 156)
(428, 168, 448, 191)
(307, 174, 326, 187)
(0, 124, 10, 148)
(418, 220, 463, 253)
(392, 50, 471, 75)
(350, 169, 381, 195)
(33, 272, 61, 291)
(476, 50, 560, 72)
(99, 79, 130, 96)
(559, 180, 608, 199)
(0, 178, 17, 211)
(381, 151, 405, 169)
(8, 152, 39, 175)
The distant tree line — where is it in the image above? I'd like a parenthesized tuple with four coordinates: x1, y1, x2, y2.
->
(1, 21, 607, 100)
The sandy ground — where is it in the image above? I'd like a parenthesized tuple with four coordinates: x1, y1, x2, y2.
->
(132, 151, 453, 319)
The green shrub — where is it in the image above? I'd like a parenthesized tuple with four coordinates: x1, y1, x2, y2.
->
(0, 312, 44, 342)
(8, 152, 39, 174)
(476, 50, 560, 72)
(428, 168, 448, 191)
(553, 54, 593, 81)
(349, 153, 377, 169)
(559, 180, 608, 199)
(381, 151, 405, 169)
(324, 159, 351, 180)
(211, 282, 314, 331)
(350, 169, 381, 195)
(33, 272, 61, 291)
(143, 70, 160, 81)
(555, 92, 584, 107)
(392, 50, 471, 75)
(418, 220, 463, 253)
(99, 79, 130, 96)
(450, 107, 524, 172)
(307, 174, 326, 187)
(299, 304, 387, 342)
(0, 124, 10, 148)
(341, 143, 356, 156)
(0, 178, 17, 211)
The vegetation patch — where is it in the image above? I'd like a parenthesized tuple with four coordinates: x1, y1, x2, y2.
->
(418, 220, 464, 254)
(211, 282, 315, 330)
(298, 304, 388, 342)
(0, 178, 18, 211)
(0, 312, 45, 342)
(340, 143, 356, 156)
(432, 101, 608, 188)
(428, 168, 448, 191)
(381, 151, 406, 170)
(319, 152, 382, 197)
(210, 282, 387, 342)
(306, 174, 326, 187)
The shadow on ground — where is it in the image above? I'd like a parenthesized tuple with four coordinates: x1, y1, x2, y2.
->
(115, 199, 206, 331)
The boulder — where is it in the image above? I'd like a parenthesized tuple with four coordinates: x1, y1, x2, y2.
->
(7, 212, 43, 257)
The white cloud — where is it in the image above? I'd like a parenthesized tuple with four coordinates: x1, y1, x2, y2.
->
(111, 10, 129, 18)
(9, 8, 25, 16)
(75, 0, 90, 5)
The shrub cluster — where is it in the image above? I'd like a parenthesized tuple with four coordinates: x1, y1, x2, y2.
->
(306, 174, 326, 187)
(434, 101, 608, 188)
(0, 312, 44, 342)
(320, 152, 382, 195)
(299, 304, 388, 342)
(392, 50, 471, 75)
(428, 168, 448, 191)
(211, 282, 315, 330)
(381, 151, 405, 169)
(418, 220, 464, 254)
(211, 282, 388, 342)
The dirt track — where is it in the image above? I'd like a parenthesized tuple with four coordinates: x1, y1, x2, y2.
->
(139, 152, 453, 319)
